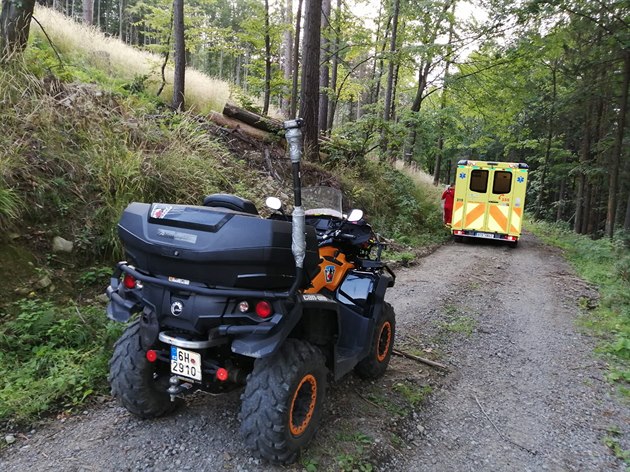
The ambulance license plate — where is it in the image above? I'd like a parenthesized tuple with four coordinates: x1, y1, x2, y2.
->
(170, 346, 202, 381)
(475, 232, 495, 239)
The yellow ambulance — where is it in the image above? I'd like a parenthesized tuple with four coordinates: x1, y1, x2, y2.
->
(451, 160, 528, 247)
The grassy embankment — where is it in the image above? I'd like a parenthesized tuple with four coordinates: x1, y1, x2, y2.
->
(0, 7, 447, 427)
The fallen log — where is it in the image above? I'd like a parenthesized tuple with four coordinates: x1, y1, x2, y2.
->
(207, 111, 278, 144)
(222, 103, 283, 134)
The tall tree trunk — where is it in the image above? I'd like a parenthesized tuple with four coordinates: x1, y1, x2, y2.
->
(235, 54, 241, 87)
(172, 0, 185, 111)
(382, 0, 399, 124)
(318, 0, 331, 132)
(262, 0, 271, 115)
(606, 50, 630, 238)
(119, 0, 125, 41)
(556, 176, 566, 222)
(0, 0, 36, 59)
(434, 130, 445, 181)
(574, 102, 593, 234)
(390, 61, 400, 122)
(300, 0, 322, 160)
(369, 3, 389, 105)
(535, 61, 558, 216)
(326, 0, 340, 132)
(433, 10, 456, 183)
(280, 0, 293, 117)
(290, 0, 303, 118)
(380, 0, 400, 157)
(582, 183, 593, 234)
(83, 0, 93, 24)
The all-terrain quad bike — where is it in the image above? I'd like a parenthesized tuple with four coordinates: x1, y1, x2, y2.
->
(105, 119, 396, 464)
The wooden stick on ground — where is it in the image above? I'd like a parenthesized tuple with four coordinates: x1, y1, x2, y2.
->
(473, 395, 537, 455)
(392, 348, 450, 370)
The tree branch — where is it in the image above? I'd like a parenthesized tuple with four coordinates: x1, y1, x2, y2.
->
(31, 16, 64, 68)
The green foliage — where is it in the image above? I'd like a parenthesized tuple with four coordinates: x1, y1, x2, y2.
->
(335, 433, 375, 472)
(440, 315, 476, 337)
(392, 382, 432, 407)
(386, 251, 416, 266)
(0, 299, 123, 424)
(0, 50, 258, 260)
(604, 433, 630, 465)
(337, 453, 374, 472)
(0, 186, 23, 230)
(336, 160, 447, 247)
(78, 267, 114, 286)
(529, 220, 630, 388)
(300, 456, 319, 472)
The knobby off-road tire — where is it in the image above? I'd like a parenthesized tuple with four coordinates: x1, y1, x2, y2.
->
(355, 302, 396, 379)
(239, 339, 327, 464)
(109, 320, 181, 418)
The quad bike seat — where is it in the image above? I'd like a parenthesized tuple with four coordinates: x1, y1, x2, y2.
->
(203, 194, 258, 215)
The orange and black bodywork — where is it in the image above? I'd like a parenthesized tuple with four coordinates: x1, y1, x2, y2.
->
(305, 246, 355, 294)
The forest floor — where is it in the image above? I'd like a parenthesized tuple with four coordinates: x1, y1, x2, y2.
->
(1, 232, 628, 471)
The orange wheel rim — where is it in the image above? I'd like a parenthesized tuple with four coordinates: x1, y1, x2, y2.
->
(376, 321, 392, 362)
(289, 374, 318, 437)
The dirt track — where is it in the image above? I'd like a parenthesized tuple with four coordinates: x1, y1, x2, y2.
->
(1, 232, 628, 471)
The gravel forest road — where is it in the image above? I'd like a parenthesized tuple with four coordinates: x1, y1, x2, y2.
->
(1, 232, 628, 471)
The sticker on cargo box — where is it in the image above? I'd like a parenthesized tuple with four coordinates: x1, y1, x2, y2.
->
(151, 205, 173, 219)
(156, 228, 198, 244)
(169, 276, 190, 285)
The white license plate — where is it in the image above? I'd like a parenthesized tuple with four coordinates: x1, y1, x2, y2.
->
(170, 346, 202, 381)
(475, 232, 495, 239)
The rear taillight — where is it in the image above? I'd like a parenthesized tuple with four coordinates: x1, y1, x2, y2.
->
(255, 301, 273, 318)
(146, 350, 157, 362)
(123, 274, 137, 289)
(507, 235, 517, 241)
(216, 368, 229, 382)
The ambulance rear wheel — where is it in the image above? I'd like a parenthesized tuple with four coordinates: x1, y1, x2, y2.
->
(453, 235, 464, 243)
(355, 302, 396, 379)
(508, 240, 518, 248)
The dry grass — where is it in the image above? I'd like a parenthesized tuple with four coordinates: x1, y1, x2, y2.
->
(394, 159, 442, 200)
(31, 6, 230, 113)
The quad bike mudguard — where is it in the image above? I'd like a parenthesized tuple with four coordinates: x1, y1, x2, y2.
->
(333, 267, 394, 379)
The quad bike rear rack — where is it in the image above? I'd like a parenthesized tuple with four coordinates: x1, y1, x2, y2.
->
(107, 262, 302, 336)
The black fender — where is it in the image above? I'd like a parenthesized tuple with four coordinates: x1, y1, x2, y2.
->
(230, 294, 338, 358)
(371, 270, 394, 320)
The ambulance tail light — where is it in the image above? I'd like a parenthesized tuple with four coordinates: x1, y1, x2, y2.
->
(454, 230, 465, 236)
(506, 235, 517, 242)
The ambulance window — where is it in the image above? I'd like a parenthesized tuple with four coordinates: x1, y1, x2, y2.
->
(469, 170, 488, 193)
(493, 171, 512, 194)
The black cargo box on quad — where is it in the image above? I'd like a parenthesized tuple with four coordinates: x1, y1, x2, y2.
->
(118, 202, 319, 290)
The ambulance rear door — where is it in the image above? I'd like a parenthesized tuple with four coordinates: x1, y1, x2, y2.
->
(452, 162, 491, 234)
(452, 161, 528, 238)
